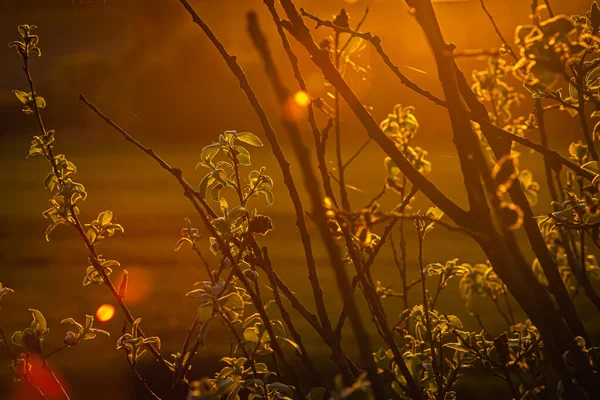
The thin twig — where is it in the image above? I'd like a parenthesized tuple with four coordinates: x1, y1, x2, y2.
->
(81, 95, 301, 395)
(453, 48, 501, 58)
(20, 47, 170, 374)
(543, 0, 554, 18)
(131, 366, 163, 400)
(301, 8, 446, 107)
(247, 9, 391, 396)
(300, 8, 597, 183)
(283, 4, 471, 229)
(44, 345, 69, 359)
(176, 7, 336, 383)
(334, 185, 418, 336)
(416, 221, 443, 398)
(478, 0, 518, 61)
(342, 138, 371, 170)
(260, 246, 324, 389)
(262, 0, 338, 338)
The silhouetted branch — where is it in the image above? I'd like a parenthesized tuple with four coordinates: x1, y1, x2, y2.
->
(175, 4, 334, 369)
(479, 0, 518, 61)
(246, 9, 390, 396)
(301, 8, 447, 107)
(263, 0, 338, 209)
(80, 94, 302, 395)
(300, 8, 597, 183)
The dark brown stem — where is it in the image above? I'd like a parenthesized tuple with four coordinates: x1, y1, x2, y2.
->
(281, 2, 471, 230)
(416, 222, 443, 398)
(299, 9, 596, 183)
(131, 366, 163, 400)
(44, 345, 69, 359)
(454, 48, 501, 58)
(454, 63, 590, 341)
(342, 138, 371, 170)
(260, 246, 325, 389)
(175, 6, 336, 373)
(20, 51, 170, 375)
(246, 10, 391, 396)
(80, 95, 301, 395)
(335, 185, 418, 335)
(576, 70, 599, 161)
(478, 0, 518, 61)
(262, 0, 338, 334)
(543, 0, 554, 17)
(171, 315, 199, 389)
(334, 30, 351, 211)
(0, 325, 17, 362)
(301, 8, 446, 107)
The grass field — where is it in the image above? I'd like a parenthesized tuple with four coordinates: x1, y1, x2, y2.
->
(1, 135, 599, 399)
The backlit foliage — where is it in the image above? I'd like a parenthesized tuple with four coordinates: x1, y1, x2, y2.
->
(4, 1, 600, 400)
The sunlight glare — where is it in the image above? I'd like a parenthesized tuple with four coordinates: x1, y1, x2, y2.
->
(293, 90, 311, 107)
(96, 304, 115, 322)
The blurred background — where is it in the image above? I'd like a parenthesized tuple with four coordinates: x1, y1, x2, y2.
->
(0, 0, 598, 399)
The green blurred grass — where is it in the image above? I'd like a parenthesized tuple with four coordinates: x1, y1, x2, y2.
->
(1, 138, 599, 399)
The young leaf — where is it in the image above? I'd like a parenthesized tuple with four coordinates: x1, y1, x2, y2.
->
(236, 132, 263, 147)
(98, 210, 113, 226)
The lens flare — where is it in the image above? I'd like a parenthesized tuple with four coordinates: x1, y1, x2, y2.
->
(96, 304, 115, 322)
(293, 90, 311, 107)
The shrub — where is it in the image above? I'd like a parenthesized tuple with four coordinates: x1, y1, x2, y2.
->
(3, 1, 600, 399)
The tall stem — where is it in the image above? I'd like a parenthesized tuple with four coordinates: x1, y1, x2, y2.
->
(417, 223, 443, 398)
(247, 11, 392, 397)
(334, 31, 350, 211)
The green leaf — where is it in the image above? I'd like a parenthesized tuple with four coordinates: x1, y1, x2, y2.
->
(278, 337, 302, 354)
(198, 303, 214, 322)
(307, 387, 327, 400)
(218, 292, 244, 321)
(582, 161, 600, 175)
(98, 210, 113, 226)
(444, 342, 469, 353)
(243, 326, 260, 343)
(200, 145, 221, 163)
(236, 132, 263, 147)
(594, 122, 600, 141)
(29, 309, 47, 333)
(227, 206, 246, 223)
(445, 314, 463, 328)
(29, 47, 41, 57)
(18, 25, 28, 38)
(198, 315, 215, 348)
(11, 331, 24, 347)
(60, 317, 82, 330)
(45, 221, 65, 241)
(210, 183, 223, 202)
(35, 96, 46, 109)
(13, 90, 29, 105)
(235, 146, 251, 166)
(0, 284, 14, 300)
(43, 171, 58, 191)
(198, 173, 212, 199)
(569, 78, 579, 100)
(219, 197, 229, 214)
(426, 206, 444, 221)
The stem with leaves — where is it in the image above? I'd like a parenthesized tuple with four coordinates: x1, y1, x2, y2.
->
(14, 38, 171, 380)
(246, 10, 393, 398)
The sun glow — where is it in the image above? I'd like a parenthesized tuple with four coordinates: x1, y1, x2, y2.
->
(96, 304, 115, 322)
(293, 90, 311, 107)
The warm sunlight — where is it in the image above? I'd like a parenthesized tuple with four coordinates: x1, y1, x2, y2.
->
(96, 304, 115, 322)
(293, 90, 311, 107)
(3, 1, 599, 399)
